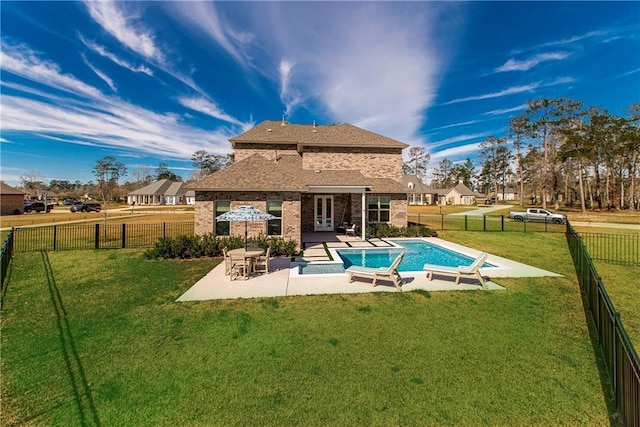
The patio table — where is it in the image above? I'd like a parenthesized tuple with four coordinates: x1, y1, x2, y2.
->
(228, 248, 265, 275)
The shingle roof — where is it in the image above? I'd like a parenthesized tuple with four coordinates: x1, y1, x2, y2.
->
(187, 154, 406, 193)
(230, 120, 408, 149)
(402, 175, 431, 193)
(0, 181, 26, 195)
(128, 179, 187, 196)
(452, 183, 475, 196)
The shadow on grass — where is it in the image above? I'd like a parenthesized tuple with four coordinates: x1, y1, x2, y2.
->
(41, 250, 101, 427)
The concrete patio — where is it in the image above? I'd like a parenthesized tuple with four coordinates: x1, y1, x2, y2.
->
(177, 237, 562, 302)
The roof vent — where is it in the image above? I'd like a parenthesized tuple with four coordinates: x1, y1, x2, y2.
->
(315, 170, 321, 173)
(267, 128, 272, 132)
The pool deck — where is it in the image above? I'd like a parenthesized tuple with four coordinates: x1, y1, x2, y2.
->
(177, 237, 561, 302)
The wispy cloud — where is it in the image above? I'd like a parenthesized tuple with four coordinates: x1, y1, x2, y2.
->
(430, 142, 484, 161)
(169, 2, 464, 144)
(482, 104, 527, 116)
(165, 2, 252, 67)
(444, 77, 574, 105)
(429, 120, 480, 131)
(513, 30, 608, 54)
(444, 83, 540, 105)
(1, 40, 103, 99)
(82, 55, 117, 92)
(78, 34, 153, 76)
(84, 0, 164, 63)
(0, 41, 242, 161)
(178, 97, 249, 127)
(495, 51, 569, 73)
(427, 132, 493, 150)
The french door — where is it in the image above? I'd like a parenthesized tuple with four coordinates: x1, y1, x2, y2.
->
(314, 195, 334, 231)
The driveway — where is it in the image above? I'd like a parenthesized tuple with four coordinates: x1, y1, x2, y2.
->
(448, 204, 510, 216)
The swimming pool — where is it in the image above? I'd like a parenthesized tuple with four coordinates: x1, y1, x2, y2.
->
(339, 239, 494, 272)
(297, 239, 494, 275)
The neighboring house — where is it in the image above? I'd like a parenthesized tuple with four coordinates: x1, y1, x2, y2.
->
(438, 182, 476, 206)
(403, 175, 431, 205)
(127, 179, 195, 205)
(0, 181, 26, 215)
(487, 187, 519, 202)
(187, 120, 409, 248)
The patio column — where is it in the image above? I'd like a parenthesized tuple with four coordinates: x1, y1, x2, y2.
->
(361, 192, 366, 240)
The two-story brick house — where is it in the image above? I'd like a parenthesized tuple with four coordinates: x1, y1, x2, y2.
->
(187, 120, 408, 249)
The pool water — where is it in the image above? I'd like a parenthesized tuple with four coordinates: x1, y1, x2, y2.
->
(336, 239, 494, 272)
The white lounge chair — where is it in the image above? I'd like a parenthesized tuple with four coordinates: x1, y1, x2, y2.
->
(423, 253, 488, 289)
(346, 252, 404, 289)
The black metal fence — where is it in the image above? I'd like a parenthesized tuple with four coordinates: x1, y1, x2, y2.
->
(1, 229, 14, 291)
(408, 213, 567, 233)
(580, 232, 640, 266)
(566, 224, 640, 426)
(12, 222, 194, 252)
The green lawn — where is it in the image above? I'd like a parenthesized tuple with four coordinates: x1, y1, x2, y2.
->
(1, 233, 616, 425)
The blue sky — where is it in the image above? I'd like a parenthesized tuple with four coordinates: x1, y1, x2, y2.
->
(1, 1, 639, 187)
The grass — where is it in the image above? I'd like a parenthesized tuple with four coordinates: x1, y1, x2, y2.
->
(592, 262, 640, 347)
(1, 232, 617, 426)
(0, 206, 194, 229)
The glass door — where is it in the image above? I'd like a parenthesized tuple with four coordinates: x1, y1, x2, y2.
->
(314, 195, 333, 231)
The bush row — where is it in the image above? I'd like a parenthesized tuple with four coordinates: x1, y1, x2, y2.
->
(365, 224, 438, 238)
(144, 233, 298, 259)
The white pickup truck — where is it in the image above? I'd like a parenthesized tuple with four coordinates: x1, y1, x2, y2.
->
(508, 208, 567, 224)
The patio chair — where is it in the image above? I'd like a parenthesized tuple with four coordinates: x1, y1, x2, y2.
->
(223, 247, 231, 276)
(254, 246, 271, 274)
(423, 253, 488, 289)
(229, 252, 250, 280)
(346, 252, 405, 289)
(345, 223, 357, 237)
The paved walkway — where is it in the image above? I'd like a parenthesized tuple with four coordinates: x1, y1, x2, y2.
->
(177, 237, 561, 301)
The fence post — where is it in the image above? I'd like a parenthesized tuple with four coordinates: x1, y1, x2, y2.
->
(53, 225, 57, 251)
(501, 215, 504, 231)
(95, 224, 100, 249)
(483, 215, 486, 231)
(464, 215, 468, 231)
(163, 222, 166, 239)
(441, 214, 444, 230)
(122, 223, 126, 248)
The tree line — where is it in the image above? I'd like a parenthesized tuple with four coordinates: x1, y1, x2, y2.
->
(19, 150, 232, 202)
(403, 97, 639, 212)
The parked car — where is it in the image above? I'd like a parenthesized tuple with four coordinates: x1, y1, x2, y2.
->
(23, 201, 53, 213)
(508, 208, 567, 224)
(70, 202, 102, 213)
(63, 198, 79, 205)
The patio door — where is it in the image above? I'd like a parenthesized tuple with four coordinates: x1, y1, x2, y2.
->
(314, 195, 334, 231)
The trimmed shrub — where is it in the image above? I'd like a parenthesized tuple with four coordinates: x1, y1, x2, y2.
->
(366, 224, 437, 239)
(144, 233, 299, 260)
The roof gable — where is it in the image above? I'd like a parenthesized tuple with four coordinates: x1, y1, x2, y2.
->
(0, 181, 25, 195)
(128, 179, 186, 196)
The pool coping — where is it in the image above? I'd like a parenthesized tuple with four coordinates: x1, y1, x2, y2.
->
(290, 237, 560, 279)
(177, 237, 561, 301)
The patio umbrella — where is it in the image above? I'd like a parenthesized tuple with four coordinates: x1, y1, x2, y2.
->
(215, 205, 276, 249)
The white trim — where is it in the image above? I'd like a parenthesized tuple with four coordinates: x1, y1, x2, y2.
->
(314, 195, 334, 231)
(307, 185, 370, 194)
